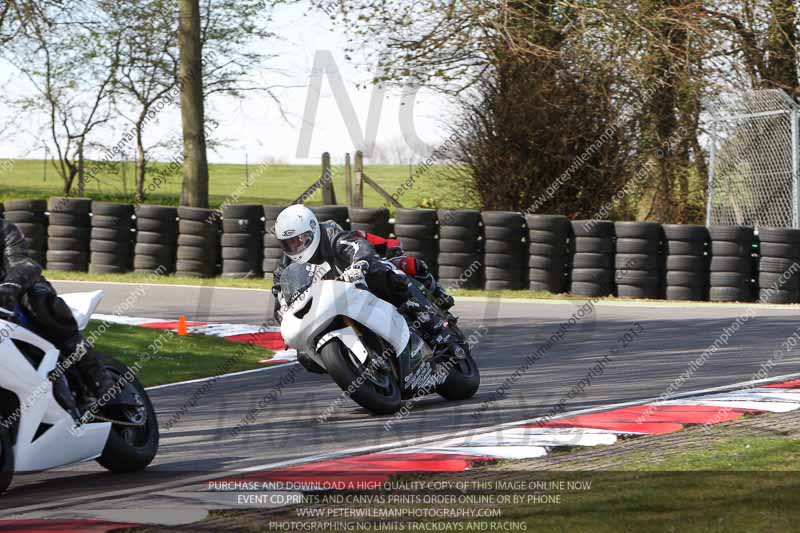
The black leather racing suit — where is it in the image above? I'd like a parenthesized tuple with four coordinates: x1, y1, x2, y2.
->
(0, 220, 111, 400)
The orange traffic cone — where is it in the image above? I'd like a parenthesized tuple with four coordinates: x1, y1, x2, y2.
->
(177, 315, 188, 336)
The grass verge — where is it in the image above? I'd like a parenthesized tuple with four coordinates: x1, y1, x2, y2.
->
(87, 320, 273, 387)
(0, 159, 464, 210)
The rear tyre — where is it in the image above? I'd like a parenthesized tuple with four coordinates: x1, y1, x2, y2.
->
(95, 354, 159, 473)
(0, 428, 13, 495)
(437, 351, 480, 401)
(320, 340, 401, 415)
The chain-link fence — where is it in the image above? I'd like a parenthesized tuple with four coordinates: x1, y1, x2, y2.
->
(706, 89, 799, 228)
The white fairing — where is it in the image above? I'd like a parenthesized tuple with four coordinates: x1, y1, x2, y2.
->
(280, 280, 410, 367)
(59, 290, 104, 331)
(0, 291, 112, 473)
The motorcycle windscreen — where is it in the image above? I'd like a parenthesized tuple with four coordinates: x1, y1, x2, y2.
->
(281, 262, 332, 304)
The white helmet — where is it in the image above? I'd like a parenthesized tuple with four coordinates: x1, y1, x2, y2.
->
(274, 204, 320, 264)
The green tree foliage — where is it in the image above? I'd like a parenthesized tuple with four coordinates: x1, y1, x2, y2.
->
(335, 0, 799, 223)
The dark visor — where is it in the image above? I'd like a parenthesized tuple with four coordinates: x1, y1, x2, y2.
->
(280, 230, 314, 255)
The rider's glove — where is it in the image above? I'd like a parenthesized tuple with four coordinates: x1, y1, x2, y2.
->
(0, 282, 21, 313)
(341, 260, 369, 284)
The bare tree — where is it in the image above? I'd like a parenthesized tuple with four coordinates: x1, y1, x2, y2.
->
(4, 4, 121, 195)
(103, 0, 283, 206)
(91, 0, 179, 202)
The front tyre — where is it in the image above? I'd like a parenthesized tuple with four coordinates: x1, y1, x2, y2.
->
(437, 351, 480, 401)
(95, 353, 159, 473)
(320, 340, 401, 415)
(0, 428, 13, 495)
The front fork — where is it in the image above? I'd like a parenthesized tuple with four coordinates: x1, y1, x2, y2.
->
(342, 317, 401, 383)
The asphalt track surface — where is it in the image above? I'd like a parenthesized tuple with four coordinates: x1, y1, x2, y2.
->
(3, 279, 800, 516)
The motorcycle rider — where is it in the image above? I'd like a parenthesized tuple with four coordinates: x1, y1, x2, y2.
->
(271, 204, 454, 373)
(0, 219, 116, 408)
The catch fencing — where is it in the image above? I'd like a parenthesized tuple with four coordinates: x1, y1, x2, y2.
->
(707, 89, 799, 228)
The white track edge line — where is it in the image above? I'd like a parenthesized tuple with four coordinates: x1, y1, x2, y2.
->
(145, 362, 298, 390)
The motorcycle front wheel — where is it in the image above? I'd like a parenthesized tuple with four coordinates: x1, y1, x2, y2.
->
(437, 350, 480, 401)
(95, 353, 159, 473)
(320, 340, 401, 415)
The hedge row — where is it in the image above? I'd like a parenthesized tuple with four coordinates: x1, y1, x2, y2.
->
(1, 199, 798, 303)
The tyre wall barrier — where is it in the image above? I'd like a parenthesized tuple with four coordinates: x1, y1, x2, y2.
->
(614, 221, 662, 299)
(482, 211, 526, 290)
(47, 197, 91, 272)
(663, 224, 708, 301)
(438, 209, 483, 289)
(176, 207, 221, 278)
(708, 225, 755, 302)
(395, 208, 438, 276)
(262, 205, 285, 279)
(134, 205, 178, 274)
(570, 220, 614, 297)
(349, 207, 390, 237)
(5, 198, 800, 303)
(526, 214, 570, 293)
(757, 227, 800, 303)
(90, 202, 134, 274)
(221, 204, 263, 279)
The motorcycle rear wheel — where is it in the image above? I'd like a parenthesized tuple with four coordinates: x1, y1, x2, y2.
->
(321, 340, 401, 415)
(0, 428, 13, 495)
(95, 353, 159, 473)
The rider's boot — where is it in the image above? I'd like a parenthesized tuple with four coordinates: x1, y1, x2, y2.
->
(51, 373, 81, 420)
(398, 290, 453, 350)
(63, 335, 117, 404)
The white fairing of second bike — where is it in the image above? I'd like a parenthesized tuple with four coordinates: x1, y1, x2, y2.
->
(281, 280, 410, 365)
(60, 290, 104, 331)
(0, 305, 111, 473)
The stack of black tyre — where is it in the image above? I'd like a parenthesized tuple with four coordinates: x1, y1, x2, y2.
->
(482, 211, 526, 290)
(310, 205, 350, 230)
(134, 205, 178, 274)
(437, 209, 483, 289)
(662, 225, 708, 301)
(89, 202, 134, 274)
(756, 227, 800, 303)
(708, 225, 755, 302)
(348, 207, 390, 237)
(569, 220, 615, 296)
(394, 208, 438, 274)
(4, 199, 48, 266)
(525, 214, 570, 293)
(176, 207, 221, 278)
(221, 204, 263, 278)
(47, 197, 91, 272)
(614, 222, 663, 299)
(262, 205, 286, 278)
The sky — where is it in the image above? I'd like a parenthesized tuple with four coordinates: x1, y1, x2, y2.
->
(0, 3, 453, 165)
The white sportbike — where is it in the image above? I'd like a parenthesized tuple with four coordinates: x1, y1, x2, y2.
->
(0, 290, 158, 495)
(279, 262, 480, 414)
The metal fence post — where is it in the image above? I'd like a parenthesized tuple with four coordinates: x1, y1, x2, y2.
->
(706, 118, 717, 225)
(793, 108, 800, 228)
